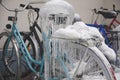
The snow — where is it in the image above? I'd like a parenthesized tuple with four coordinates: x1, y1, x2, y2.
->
(98, 42, 116, 63)
(39, 0, 74, 18)
(52, 27, 81, 39)
(52, 24, 92, 40)
(52, 21, 116, 63)
(39, 0, 117, 66)
(73, 13, 82, 23)
(52, 21, 104, 41)
(74, 13, 81, 19)
(39, 0, 75, 32)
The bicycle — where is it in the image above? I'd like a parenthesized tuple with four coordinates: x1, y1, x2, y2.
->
(0, 0, 117, 80)
(1, 4, 41, 80)
(91, 5, 120, 31)
(105, 4, 120, 32)
(87, 7, 118, 47)
(91, 5, 120, 42)
(0, 0, 43, 79)
(19, 3, 43, 59)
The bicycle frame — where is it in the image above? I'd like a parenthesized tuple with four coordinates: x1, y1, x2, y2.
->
(29, 21, 43, 56)
(108, 18, 120, 30)
(4, 23, 44, 78)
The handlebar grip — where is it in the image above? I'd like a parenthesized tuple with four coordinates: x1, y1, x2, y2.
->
(20, 4, 32, 9)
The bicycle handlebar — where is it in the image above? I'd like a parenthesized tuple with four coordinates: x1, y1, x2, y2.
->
(20, 3, 39, 21)
(20, 4, 32, 10)
(20, 4, 39, 12)
(0, 0, 44, 12)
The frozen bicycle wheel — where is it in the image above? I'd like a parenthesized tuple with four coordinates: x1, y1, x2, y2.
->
(45, 39, 116, 80)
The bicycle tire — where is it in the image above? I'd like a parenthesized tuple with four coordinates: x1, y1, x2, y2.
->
(3, 31, 39, 78)
(45, 39, 116, 80)
(0, 31, 20, 80)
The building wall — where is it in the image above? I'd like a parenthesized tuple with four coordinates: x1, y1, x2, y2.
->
(66, 0, 104, 23)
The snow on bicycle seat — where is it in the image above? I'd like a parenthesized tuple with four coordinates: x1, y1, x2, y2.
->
(52, 25, 91, 40)
(98, 10, 117, 19)
(73, 21, 104, 41)
(52, 27, 81, 39)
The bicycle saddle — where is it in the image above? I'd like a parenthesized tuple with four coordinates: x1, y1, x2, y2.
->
(98, 11, 117, 19)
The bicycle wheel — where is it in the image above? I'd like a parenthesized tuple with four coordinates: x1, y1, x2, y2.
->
(3, 32, 39, 78)
(45, 39, 116, 80)
(0, 31, 20, 80)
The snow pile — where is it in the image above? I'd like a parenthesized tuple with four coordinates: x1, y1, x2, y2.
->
(52, 24, 91, 40)
(52, 27, 80, 39)
(73, 22, 104, 41)
(52, 21, 103, 40)
(98, 42, 116, 63)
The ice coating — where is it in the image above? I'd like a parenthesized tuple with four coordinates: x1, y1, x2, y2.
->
(40, 0, 74, 18)
(39, 0, 75, 33)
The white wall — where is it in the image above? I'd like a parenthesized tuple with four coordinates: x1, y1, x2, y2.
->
(66, 0, 120, 24)
(0, 0, 30, 32)
(66, 0, 104, 23)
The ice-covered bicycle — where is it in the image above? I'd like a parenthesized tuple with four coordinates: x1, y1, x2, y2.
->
(0, 0, 116, 80)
